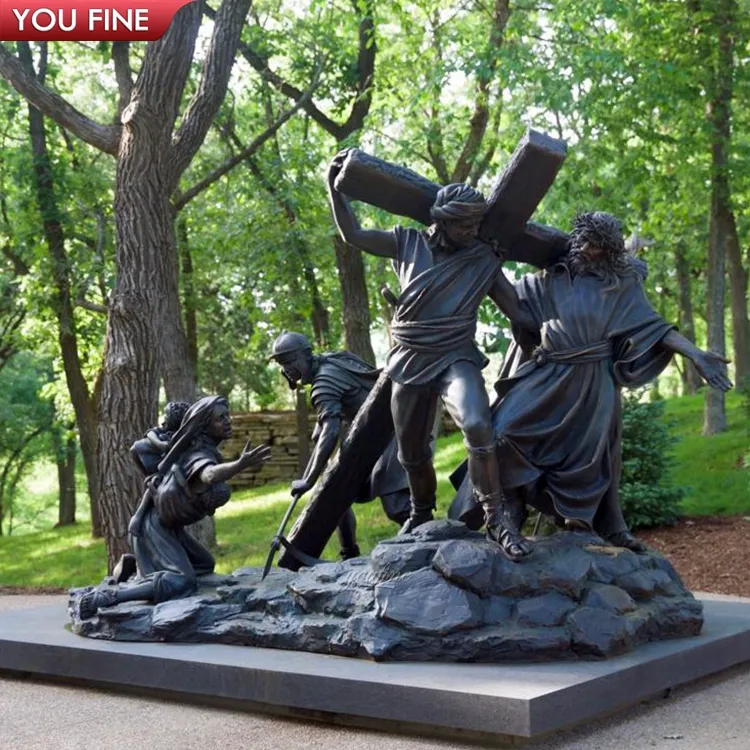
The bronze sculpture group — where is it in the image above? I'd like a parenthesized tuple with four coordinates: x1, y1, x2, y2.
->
(76, 132, 732, 626)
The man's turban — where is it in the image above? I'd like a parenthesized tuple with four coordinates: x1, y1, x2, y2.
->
(430, 183, 487, 222)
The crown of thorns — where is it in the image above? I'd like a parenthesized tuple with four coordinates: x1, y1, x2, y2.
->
(570, 212, 626, 257)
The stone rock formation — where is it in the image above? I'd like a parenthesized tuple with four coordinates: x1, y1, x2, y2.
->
(69, 521, 703, 662)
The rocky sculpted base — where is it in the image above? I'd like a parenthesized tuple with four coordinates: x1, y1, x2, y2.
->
(68, 521, 703, 662)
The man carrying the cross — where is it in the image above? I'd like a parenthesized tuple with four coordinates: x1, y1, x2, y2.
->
(327, 149, 536, 560)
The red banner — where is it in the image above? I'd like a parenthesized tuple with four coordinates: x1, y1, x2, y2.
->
(0, 0, 196, 41)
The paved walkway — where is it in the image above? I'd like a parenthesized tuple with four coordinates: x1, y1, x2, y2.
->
(2, 594, 750, 750)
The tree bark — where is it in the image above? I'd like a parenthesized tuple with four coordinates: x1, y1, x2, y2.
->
(674, 245, 702, 395)
(726, 212, 750, 388)
(17, 42, 102, 536)
(161, 269, 197, 402)
(96, 1, 252, 570)
(178, 217, 199, 382)
(703, 204, 728, 435)
(333, 235, 375, 363)
(98, 137, 170, 568)
(55, 431, 77, 527)
(702, 0, 734, 436)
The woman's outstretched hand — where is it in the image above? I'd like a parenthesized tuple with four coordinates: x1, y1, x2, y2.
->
(238, 441, 272, 470)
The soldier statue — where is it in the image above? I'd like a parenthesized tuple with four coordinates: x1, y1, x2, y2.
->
(270, 332, 411, 559)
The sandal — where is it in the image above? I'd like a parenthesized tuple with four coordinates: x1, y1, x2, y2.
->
(487, 522, 532, 562)
(78, 587, 119, 620)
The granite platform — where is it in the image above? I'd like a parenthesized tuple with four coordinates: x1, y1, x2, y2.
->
(1, 595, 749, 740)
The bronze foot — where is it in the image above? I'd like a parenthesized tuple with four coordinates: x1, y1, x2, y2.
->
(78, 587, 119, 620)
(398, 509, 434, 535)
(606, 529, 648, 553)
(487, 522, 532, 562)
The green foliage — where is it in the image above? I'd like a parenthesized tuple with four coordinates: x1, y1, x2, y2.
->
(729, 376, 749, 492)
(0, 352, 56, 533)
(619, 390, 684, 529)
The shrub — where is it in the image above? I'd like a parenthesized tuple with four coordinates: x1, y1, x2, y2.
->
(619, 390, 684, 529)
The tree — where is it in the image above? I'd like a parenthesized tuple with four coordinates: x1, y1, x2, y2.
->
(695, 0, 735, 434)
(226, 0, 378, 362)
(0, 2, 263, 567)
(14, 41, 104, 535)
(0, 352, 53, 535)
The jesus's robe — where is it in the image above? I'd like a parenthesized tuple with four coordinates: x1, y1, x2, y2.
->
(451, 260, 674, 532)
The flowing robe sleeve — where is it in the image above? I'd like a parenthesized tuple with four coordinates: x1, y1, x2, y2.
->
(608, 277, 675, 388)
(494, 274, 543, 396)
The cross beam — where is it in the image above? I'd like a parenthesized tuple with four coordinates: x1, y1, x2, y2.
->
(333, 129, 569, 267)
(278, 373, 394, 571)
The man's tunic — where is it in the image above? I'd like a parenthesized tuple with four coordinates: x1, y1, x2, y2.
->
(386, 227, 503, 385)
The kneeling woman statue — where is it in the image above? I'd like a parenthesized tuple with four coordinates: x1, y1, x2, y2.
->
(79, 396, 271, 619)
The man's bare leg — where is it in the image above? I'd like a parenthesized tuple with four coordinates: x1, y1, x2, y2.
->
(391, 382, 438, 533)
(440, 362, 531, 560)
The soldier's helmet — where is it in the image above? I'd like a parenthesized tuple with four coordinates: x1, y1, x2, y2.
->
(270, 331, 312, 361)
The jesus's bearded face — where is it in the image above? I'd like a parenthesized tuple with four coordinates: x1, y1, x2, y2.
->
(566, 212, 633, 285)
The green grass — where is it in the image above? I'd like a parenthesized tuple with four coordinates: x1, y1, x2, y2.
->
(664, 391, 748, 515)
(0, 430, 467, 589)
(0, 392, 746, 589)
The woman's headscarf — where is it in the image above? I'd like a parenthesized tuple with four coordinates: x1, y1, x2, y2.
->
(157, 395, 228, 476)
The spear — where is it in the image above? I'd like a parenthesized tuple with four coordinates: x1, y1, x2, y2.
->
(261, 486, 307, 580)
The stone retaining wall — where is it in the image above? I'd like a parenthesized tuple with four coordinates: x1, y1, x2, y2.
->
(225, 409, 458, 489)
(225, 411, 316, 488)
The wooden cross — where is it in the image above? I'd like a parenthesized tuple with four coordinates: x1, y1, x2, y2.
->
(278, 129, 568, 570)
(334, 128, 569, 267)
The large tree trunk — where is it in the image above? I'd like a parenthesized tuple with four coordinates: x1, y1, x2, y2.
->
(98, 143, 172, 571)
(161, 235, 198, 402)
(178, 217, 199, 380)
(726, 212, 750, 387)
(97, 0, 253, 570)
(333, 235, 375, 363)
(702, 0, 734, 435)
(703, 205, 728, 434)
(674, 245, 702, 395)
(55, 432, 77, 527)
(17, 42, 103, 536)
